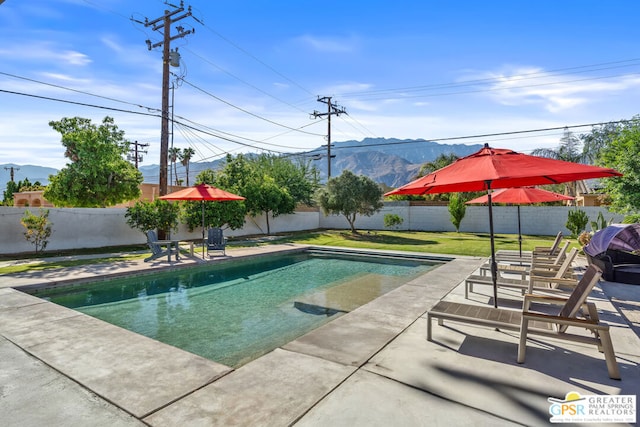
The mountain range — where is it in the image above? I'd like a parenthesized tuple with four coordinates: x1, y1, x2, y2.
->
(1, 138, 483, 192)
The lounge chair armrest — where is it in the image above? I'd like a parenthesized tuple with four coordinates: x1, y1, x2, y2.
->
(522, 312, 604, 328)
(522, 294, 568, 309)
(529, 276, 576, 285)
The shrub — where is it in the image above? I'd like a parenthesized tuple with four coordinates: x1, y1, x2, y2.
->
(383, 213, 404, 229)
(21, 209, 53, 254)
(566, 209, 589, 237)
(448, 193, 466, 232)
(622, 214, 640, 224)
(125, 200, 180, 236)
(590, 211, 612, 232)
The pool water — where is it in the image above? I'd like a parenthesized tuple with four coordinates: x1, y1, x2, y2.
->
(37, 251, 437, 367)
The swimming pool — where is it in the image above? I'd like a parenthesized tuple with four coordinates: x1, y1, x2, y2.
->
(35, 249, 440, 367)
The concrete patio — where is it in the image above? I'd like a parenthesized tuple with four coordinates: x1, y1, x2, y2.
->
(0, 245, 638, 426)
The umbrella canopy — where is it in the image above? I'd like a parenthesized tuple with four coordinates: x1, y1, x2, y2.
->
(159, 183, 245, 202)
(584, 223, 640, 257)
(388, 144, 622, 196)
(465, 187, 575, 205)
(160, 183, 245, 258)
(466, 187, 574, 257)
(385, 144, 622, 307)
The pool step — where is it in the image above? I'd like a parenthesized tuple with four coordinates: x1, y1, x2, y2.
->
(293, 273, 406, 314)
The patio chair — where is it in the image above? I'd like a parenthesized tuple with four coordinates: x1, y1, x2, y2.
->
(479, 241, 571, 277)
(428, 265, 620, 379)
(465, 247, 579, 299)
(207, 227, 227, 256)
(144, 230, 179, 262)
(495, 231, 563, 262)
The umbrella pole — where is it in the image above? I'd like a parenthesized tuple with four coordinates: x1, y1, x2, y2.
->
(517, 205, 522, 258)
(487, 185, 498, 309)
(201, 201, 205, 259)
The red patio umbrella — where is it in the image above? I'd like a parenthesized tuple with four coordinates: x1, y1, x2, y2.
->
(160, 183, 245, 258)
(466, 187, 575, 257)
(385, 144, 622, 307)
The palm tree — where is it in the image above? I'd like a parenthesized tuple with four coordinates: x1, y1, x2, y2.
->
(416, 152, 459, 178)
(168, 147, 181, 186)
(415, 153, 459, 202)
(180, 147, 196, 186)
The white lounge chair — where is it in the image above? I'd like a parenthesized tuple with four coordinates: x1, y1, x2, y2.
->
(427, 265, 620, 379)
(465, 247, 579, 299)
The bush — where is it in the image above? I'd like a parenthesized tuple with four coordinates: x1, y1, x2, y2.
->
(590, 211, 612, 232)
(383, 213, 404, 229)
(448, 193, 466, 232)
(566, 209, 589, 237)
(622, 214, 640, 224)
(125, 200, 180, 235)
(21, 209, 53, 254)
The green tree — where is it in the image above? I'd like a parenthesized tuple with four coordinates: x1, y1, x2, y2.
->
(184, 167, 247, 232)
(243, 174, 295, 235)
(2, 180, 19, 206)
(597, 119, 640, 213)
(316, 170, 384, 233)
(169, 147, 181, 186)
(44, 117, 143, 207)
(448, 193, 466, 232)
(416, 152, 459, 178)
(409, 152, 459, 202)
(253, 154, 319, 206)
(125, 200, 180, 236)
(21, 209, 53, 254)
(180, 147, 196, 186)
(194, 153, 318, 235)
(532, 127, 588, 197)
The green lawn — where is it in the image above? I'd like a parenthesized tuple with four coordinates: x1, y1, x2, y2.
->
(269, 230, 578, 257)
(0, 230, 579, 275)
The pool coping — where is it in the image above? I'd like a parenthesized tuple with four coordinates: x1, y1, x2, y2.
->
(0, 245, 469, 423)
(1, 246, 638, 426)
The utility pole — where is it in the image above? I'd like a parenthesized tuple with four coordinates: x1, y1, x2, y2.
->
(127, 141, 149, 169)
(312, 96, 345, 178)
(136, 1, 196, 196)
(4, 166, 19, 182)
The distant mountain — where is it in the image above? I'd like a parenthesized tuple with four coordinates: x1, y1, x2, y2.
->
(307, 138, 483, 186)
(0, 164, 58, 192)
(2, 138, 483, 191)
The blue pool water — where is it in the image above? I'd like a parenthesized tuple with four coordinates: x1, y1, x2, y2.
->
(37, 251, 438, 367)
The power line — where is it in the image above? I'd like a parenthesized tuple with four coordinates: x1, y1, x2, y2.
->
(2, 81, 634, 158)
(0, 89, 160, 117)
(177, 76, 324, 136)
(337, 58, 640, 98)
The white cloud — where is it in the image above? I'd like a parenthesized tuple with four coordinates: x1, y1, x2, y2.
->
(61, 50, 91, 66)
(295, 34, 358, 53)
(478, 66, 640, 112)
(0, 41, 90, 67)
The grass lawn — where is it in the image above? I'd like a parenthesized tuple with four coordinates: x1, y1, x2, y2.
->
(0, 230, 579, 275)
(269, 230, 579, 257)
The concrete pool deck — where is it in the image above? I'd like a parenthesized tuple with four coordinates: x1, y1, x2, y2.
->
(0, 244, 638, 426)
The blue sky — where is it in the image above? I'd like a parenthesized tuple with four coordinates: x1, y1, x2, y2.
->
(2, 0, 640, 170)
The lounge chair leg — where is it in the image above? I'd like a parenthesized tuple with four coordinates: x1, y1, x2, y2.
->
(517, 318, 529, 364)
(427, 314, 433, 341)
(598, 329, 621, 380)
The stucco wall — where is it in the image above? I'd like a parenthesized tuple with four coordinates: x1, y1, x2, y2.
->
(0, 205, 623, 255)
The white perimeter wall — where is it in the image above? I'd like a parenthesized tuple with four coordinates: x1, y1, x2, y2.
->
(0, 204, 623, 255)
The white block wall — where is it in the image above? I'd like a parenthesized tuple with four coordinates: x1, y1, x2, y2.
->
(0, 204, 624, 255)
